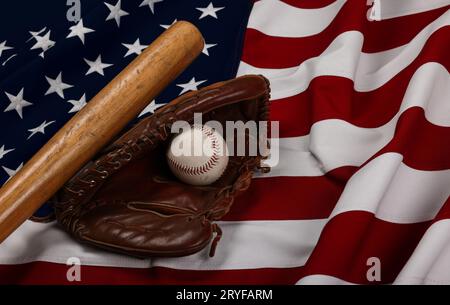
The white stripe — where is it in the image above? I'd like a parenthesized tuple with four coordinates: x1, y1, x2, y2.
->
(395, 219, 450, 284)
(296, 274, 355, 285)
(248, 0, 346, 38)
(258, 136, 324, 177)
(261, 116, 393, 177)
(373, 0, 450, 20)
(238, 10, 450, 99)
(400, 63, 450, 127)
(0, 219, 325, 270)
(258, 63, 450, 178)
(330, 153, 450, 223)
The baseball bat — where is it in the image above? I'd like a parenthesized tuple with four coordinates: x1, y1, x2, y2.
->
(0, 21, 204, 243)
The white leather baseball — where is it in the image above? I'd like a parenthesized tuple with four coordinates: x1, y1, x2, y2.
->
(167, 125, 229, 186)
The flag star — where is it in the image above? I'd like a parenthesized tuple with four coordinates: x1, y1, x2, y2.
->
(202, 42, 217, 56)
(122, 38, 147, 58)
(2, 163, 23, 182)
(27, 120, 55, 140)
(138, 100, 160, 117)
(139, 0, 163, 14)
(196, 2, 224, 19)
(0, 41, 13, 58)
(67, 94, 87, 113)
(0, 145, 14, 160)
(160, 19, 177, 30)
(4, 88, 33, 119)
(31, 30, 55, 57)
(27, 27, 47, 42)
(105, 0, 129, 27)
(84, 55, 113, 76)
(67, 19, 95, 44)
(45, 72, 73, 98)
(176, 77, 207, 95)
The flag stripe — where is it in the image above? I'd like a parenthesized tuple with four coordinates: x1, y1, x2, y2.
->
(296, 274, 354, 285)
(372, 108, 450, 170)
(0, 219, 325, 269)
(0, 262, 304, 285)
(330, 153, 450, 223)
(271, 62, 450, 137)
(239, 26, 450, 99)
(395, 218, 450, 284)
(375, 0, 450, 20)
(299, 211, 431, 284)
(243, 2, 449, 67)
(264, 109, 450, 179)
(247, 0, 346, 38)
(281, 0, 337, 10)
(298, 195, 450, 285)
(226, 168, 350, 221)
(229, 152, 450, 224)
(298, 215, 450, 285)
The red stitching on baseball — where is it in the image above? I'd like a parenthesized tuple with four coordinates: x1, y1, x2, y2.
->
(168, 125, 222, 177)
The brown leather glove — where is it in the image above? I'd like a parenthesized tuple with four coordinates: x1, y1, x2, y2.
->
(53, 75, 271, 258)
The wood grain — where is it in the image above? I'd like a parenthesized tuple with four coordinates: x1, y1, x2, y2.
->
(0, 21, 204, 243)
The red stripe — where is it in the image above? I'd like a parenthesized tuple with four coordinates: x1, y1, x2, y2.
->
(374, 107, 450, 171)
(230, 107, 450, 221)
(0, 262, 303, 285)
(299, 211, 431, 284)
(300, 197, 450, 284)
(242, 3, 448, 68)
(271, 28, 450, 138)
(224, 167, 354, 221)
(281, 0, 337, 9)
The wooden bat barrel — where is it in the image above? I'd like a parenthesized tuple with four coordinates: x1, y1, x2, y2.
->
(0, 21, 204, 243)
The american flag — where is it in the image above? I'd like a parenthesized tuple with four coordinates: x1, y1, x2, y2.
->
(0, 0, 449, 284)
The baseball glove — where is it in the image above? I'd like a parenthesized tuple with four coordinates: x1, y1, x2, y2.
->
(53, 75, 271, 258)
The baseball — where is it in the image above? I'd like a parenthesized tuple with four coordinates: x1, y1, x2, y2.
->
(167, 124, 229, 186)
